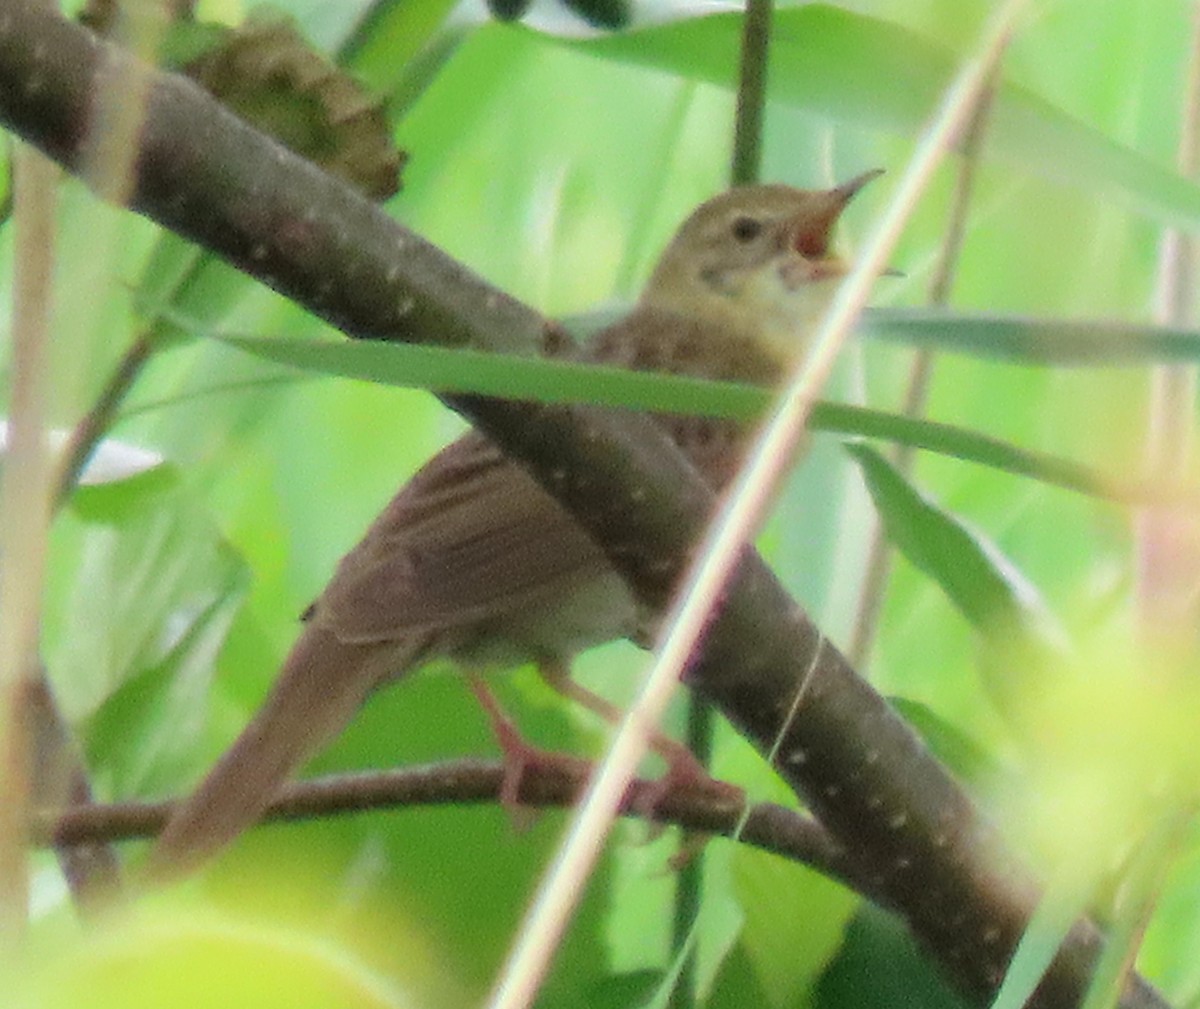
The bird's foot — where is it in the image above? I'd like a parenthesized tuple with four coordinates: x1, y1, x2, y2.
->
(468, 674, 590, 830)
(634, 738, 745, 838)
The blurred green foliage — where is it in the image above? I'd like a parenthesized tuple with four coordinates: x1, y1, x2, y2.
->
(5, 1, 1200, 1007)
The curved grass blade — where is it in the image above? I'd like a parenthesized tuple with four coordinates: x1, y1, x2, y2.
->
(846, 442, 1075, 726)
(844, 441, 1071, 654)
(862, 308, 1200, 365)
(547, 6, 1200, 230)
(216, 333, 766, 417)
(217, 332, 1194, 506)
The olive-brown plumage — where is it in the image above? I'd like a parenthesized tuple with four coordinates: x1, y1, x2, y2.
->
(146, 174, 878, 879)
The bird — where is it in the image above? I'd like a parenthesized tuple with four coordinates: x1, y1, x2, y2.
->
(145, 172, 881, 880)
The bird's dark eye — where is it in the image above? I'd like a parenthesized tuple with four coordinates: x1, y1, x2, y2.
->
(730, 216, 763, 242)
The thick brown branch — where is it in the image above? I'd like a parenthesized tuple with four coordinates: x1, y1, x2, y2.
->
(0, 5, 1166, 1008)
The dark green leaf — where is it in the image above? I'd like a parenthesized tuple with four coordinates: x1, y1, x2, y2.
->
(815, 903, 968, 1009)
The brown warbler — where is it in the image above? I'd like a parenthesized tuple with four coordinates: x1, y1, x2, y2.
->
(147, 173, 879, 879)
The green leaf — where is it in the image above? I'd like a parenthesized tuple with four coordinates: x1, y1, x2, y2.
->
(583, 969, 663, 1009)
(862, 308, 1200, 365)
(69, 463, 181, 525)
(214, 331, 1176, 507)
(47, 488, 248, 733)
(217, 332, 764, 417)
(547, 6, 1200, 230)
(815, 903, 968, 1009)
(84, 564, 248, 796)
(845, 442, 1069, 654)
(888, 696, 997, 784)
(731, 849, 858, 1008)
(558, 0, 630, 30)
(990, 875, 1094, 1009)
(847, 442, 1082, 726)
(341, 0, 467, 112)
(23, 910, 413, 1009)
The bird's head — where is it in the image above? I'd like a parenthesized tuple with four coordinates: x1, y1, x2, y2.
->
(641, 171, 881, 361)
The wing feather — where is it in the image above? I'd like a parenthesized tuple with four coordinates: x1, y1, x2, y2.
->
(313, 432, 616, 642)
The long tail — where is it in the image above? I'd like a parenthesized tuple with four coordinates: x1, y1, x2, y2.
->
(144, 626, 414, 883)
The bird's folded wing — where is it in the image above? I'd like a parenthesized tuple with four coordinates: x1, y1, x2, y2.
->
(313, 431, 617, 642)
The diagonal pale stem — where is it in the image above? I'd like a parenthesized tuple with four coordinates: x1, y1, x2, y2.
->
(483, 3, 1035, 1008)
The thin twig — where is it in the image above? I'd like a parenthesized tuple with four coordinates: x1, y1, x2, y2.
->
(729, 0, 772, 188)
(0, 145, 58, 947)
(846, 68, 1000, 669)
(37, 759, 865, 890)
(28, 0, 175, 913)
(54, 329, 159, 507)
(1136, 1, 1200, 634)
(670, 3, 775, 1005)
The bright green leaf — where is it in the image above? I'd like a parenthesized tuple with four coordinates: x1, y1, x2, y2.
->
(546, 6, 1200, 230)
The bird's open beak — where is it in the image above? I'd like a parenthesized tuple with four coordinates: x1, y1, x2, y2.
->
(832, 168, 886, 204)
(790, 168, 890, 280)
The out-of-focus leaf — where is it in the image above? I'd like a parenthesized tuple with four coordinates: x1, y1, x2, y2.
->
(705, 940, 775, 1009)
(70, 463, 180, 524)
(815, 903, 968, 1009)
(888, 696, 997, 784)
(84, 561, 247, 796)
(580, 968, 663, 1008)
(545, 7, 1200, 230)
(341, 0, 467, 111)
(22, 909, 414, 1009)
(558, 0, 630, 30)
(47, 489, 247, 732)
(488, 0, 536, 23)
(732, 849, 857, 1008)
(846, 442, 1073, 722)
(989, 876, 1093, 1009)
(847, 442, 1069, 650)
(862, 308, 1200, 365)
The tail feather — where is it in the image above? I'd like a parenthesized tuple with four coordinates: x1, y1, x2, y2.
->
(145, 627, 419, 882)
